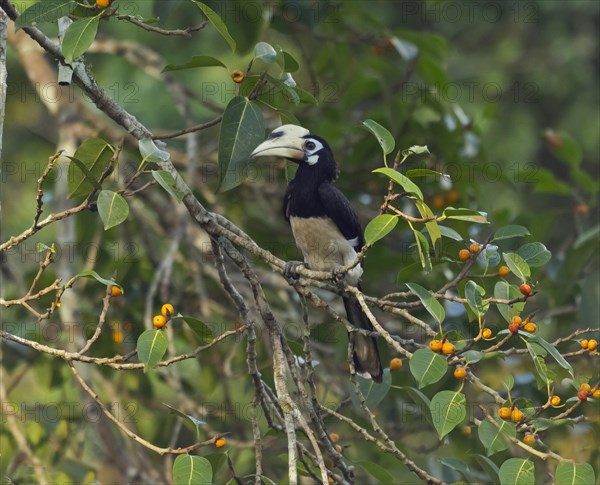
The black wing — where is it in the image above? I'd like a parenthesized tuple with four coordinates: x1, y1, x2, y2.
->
(317, 181, 364, 251)
(283, 179, 294, 223)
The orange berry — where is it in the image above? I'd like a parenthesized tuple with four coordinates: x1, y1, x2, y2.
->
(508, 322, 520, 334)
(95, 0, 111, 8)
(482, 328, 492, 339)
(112, 329, 124, 344)
(592, 390, 600, 400)
(498, 265, 510, 277)
(429, 339, 443, 352)
(587, 339, 598, 351)
(574, 203, 590, 217)
(454, 367, 467, 380)
(577, 390, 589, 401)
(580, 339, 589, 349)
(511, 316, 522, 325)
(523, 322, 537, 333)
(550, 395, 561, 406)
(462, 425, 472, 437)
(511, 408, 525, 422)
(334, 444, 343, 454)
(469, 243, 480, 253)
(431, 194, 445, 209)
(580, 383, 591, 393)
(446, 190, 460, 204)
(153, 315, 167, 329)
(442, 341, 455, 355)
(523, 433, 536, 446)
(389, 357, 403, 371)
(161, 303, 175, 318)
(519, 283, 532, 296)
(55, 302, 62, 308)
(329, 432, 340, 443)
(458, 249, 471, 262)
(231, 70, 245, 84)
(215, 437, 226, 448)
(110, 285, 123, 297)
(498, 407, 512, 419)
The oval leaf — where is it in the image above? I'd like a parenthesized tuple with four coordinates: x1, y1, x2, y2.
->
(66, 270, 121, 291)
(492, 225, 530, 241)
(439, 207, 488, 224)
(406, 283, 445, 324)
(494, 281, 525, 323)
(139, 138, 171, 164)
(503, 252, 531, 282)
(97, 190, 129, 230)
(373, 167, 424, 200)
(192, 1, 236, 51)
(217, 96, 265, 192)
(364, 214, 398, 246)
(499, 458, 535, 485)
(162, 55, 227, 72)
(516, 242, 552, 268)
(362, 119, 395, 156)
(429, 390, 466, 439)
(16, 0, 77, 31)
(172, 455, 213, 485)
(62, 16, 99, 63)
(254, 42, 277, 63)
(68, 138, 114, 198)
(465, 280, 489, 317)
(478, 419, 516, 456)
(555, 462, 595, 485)
(137, 329, 168, 373)
(409, 348, 448, 389)
(182, 317, 214, 345)
(152, 170, 185, 202)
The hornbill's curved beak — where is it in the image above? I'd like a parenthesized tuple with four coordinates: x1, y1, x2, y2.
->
(250, 124, 310, 161)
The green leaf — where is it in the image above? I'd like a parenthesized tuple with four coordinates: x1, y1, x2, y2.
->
(474, 455, 500, 485)
(465, 280, 489, 317)
(516, 243, 552, 268)
(364, 214, 398, 245)
(362, 119, 395, 156)
(97, 190, 129, 230)
(182, 317, 214, 345)
(555, 462, 595, 485)
(527, 335, 574, 379)
(494, 281, 525, 323)
(503, 374, 515, 391)
(415, 199, 441, 252)
(492, 225, 530, 241)
(137, 329, 168, 373)
(276, 51, 300, 72)
(357, 461, 395, 484)
(402, 386, 433, 425)
(439, 207, 488, 224)
(478, 419, 516, 456)
(406, 283, 445, 324)
(164, 404, 205, 440)
(503, 252, 531, 282)
(350, 369, 391, 409)
(254, 42, 277, 62)
(68, 139, 114, 198)
(152, 170, 185, 202)
(438, 225, 463, 241)
(373, 167, 424, 200)
(172, 455, 213, 485)
(139, 138, 170, 164)
(15, 0, 76, 31)
(409, 348, 448, 389)
(66, 270, 121, 291)
(463, 350, 483, 364)
(162, 56, 227, 72)
(401, 145, 430, 158)
(67, 157, 102, 192)
(217, 96, 265, 192)
(413, 230, 431, 272)
(429, 390, 466, 439)
(192, 1, 236, 51)
(498, 458, 535, 485)
(62, 16, 100, 63)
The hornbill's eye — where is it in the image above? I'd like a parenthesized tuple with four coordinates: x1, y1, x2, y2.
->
(305, 140, 316, 151)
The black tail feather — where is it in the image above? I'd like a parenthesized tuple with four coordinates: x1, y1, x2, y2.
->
(342, 294, 383, 383)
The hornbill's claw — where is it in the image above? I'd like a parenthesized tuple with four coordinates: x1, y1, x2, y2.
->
(284, 260, 306, 283)
(330, 265, 346, 284)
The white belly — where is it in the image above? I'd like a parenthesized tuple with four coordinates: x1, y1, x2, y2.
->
(290, 217, 363, 285)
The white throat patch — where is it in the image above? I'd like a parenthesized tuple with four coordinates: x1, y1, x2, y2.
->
(304, 138, 324, 165)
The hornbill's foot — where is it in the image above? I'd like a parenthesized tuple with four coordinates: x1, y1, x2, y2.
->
(330, 265, 346, 284)
(284, 260, 306, 283)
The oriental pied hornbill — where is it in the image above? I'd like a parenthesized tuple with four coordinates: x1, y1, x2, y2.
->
(251, 125, 383, 382)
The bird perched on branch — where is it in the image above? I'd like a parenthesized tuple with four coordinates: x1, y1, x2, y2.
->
(251, 125, 383, 382)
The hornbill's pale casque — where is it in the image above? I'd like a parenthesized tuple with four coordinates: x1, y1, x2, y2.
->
(251, 125, 383, 382)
